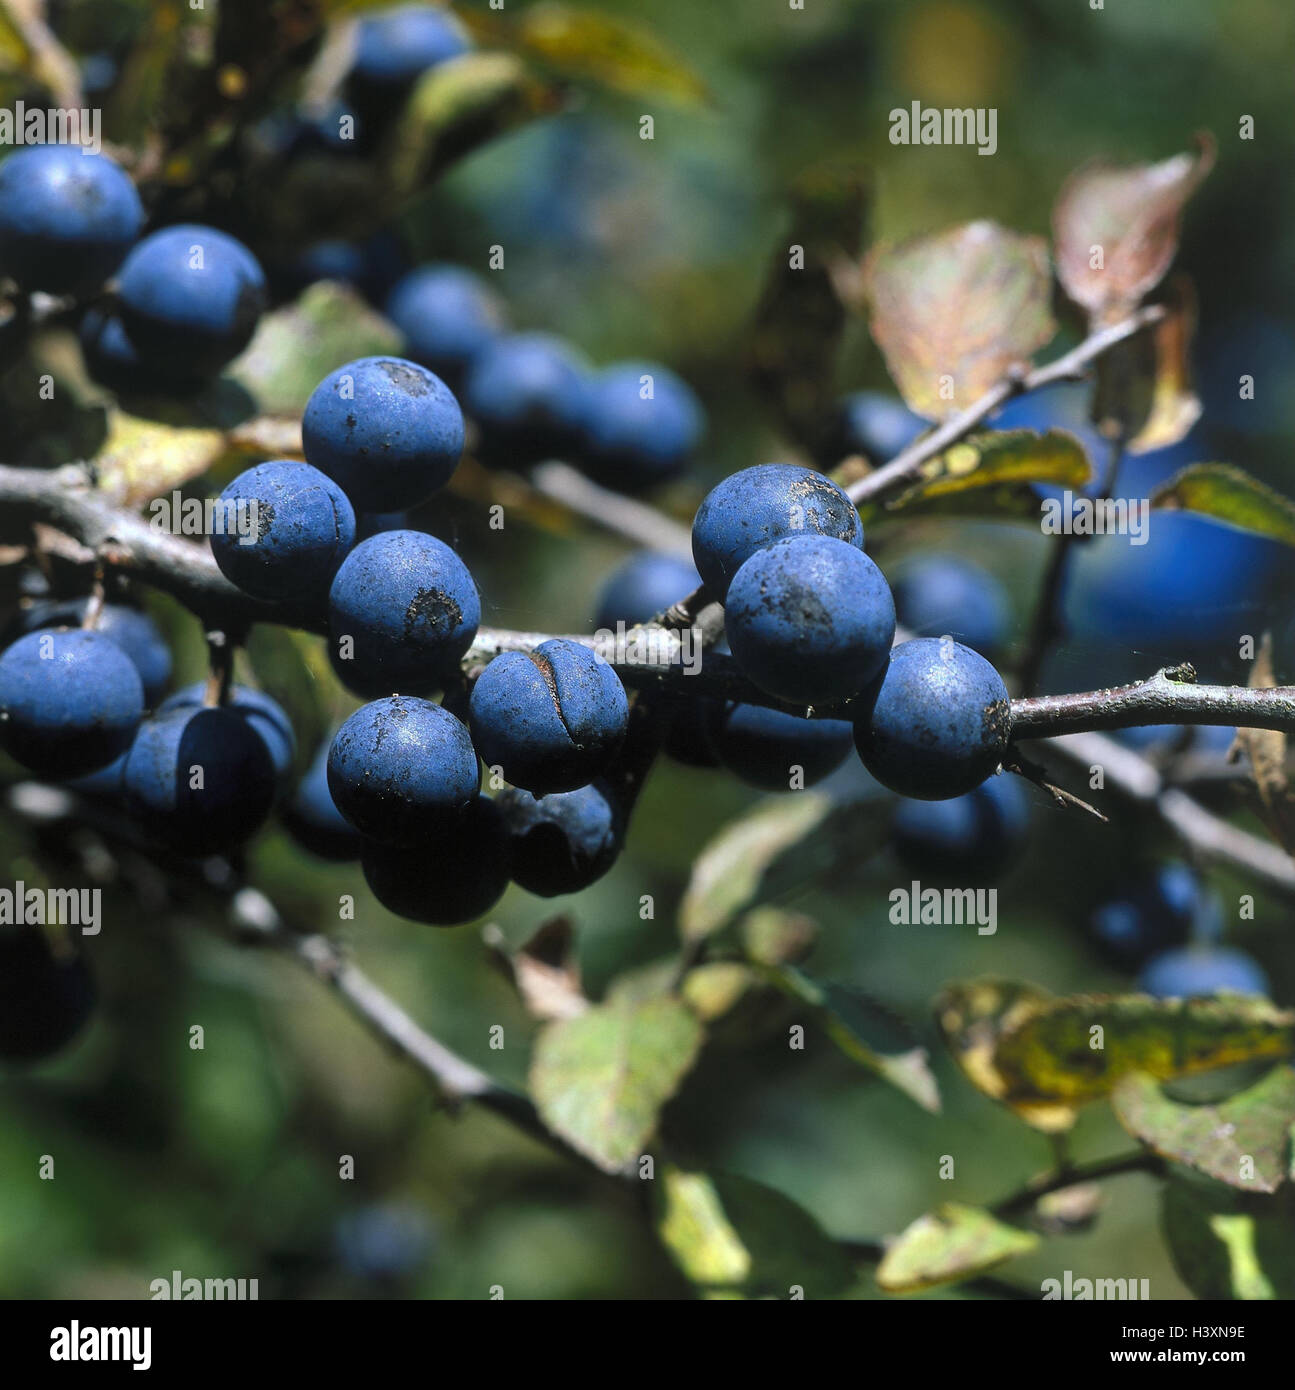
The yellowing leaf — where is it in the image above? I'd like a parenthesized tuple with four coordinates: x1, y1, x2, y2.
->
(886, 428, 1091, 512)
(864, 220, 1056, 420)
(92, 411, 226, 508)
(1052, 136, 1215, 324)
(516, 3, 709, 107)
(529, 995, 702, 1174)
(876, 1203, 1037, 1294)
(655, 1166, 856, 1298)
(1151, 463, 1295, 548)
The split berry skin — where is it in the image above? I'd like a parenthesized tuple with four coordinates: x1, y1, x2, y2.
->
(123, 705, 278, 856)
(115, 225, 268, 378)
(468, 638, 629, 795)
(891, 555, 1011, 658)
(0, 926, 96, 1063)
(209, 461, 357, 602)
(461, 332, 592, 468)
(1087, 863, 1203, 970)
(853, 638, 1012, 800)
(351, 4, 472, 87)
(0, 629, 144, 778)
(302, 356, 465, 512)
(593, 552, 700, 632)
(496, 782, 622, 897)
(282, 739, 365, 863)
(891, 774, 1030, 882)
(578, 361, 705, 492)
(327, 530, 480, 697)
(708, 703, 854, 791)
(362, 795, 509, 925)
(161, 684, 297, 784)
(725, 534, 896, 705)
(327, 696, 480, 845)
(691, 464, 864, 600)
(384, 265, 506, 389)
(14, 599, 172, 706)
(1138, 945, 1269, 1000)
(0, 146, 144, 296)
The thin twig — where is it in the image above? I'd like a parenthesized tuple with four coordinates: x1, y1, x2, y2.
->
(527, 461, 694, 560)
(845, 304, 1166, 505)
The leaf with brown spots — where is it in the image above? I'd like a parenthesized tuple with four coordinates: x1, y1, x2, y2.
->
(863, 220, 1056, 420)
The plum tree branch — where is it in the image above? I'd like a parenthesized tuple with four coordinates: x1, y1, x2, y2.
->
(844, 303, 1166, 505)
(526, 460, 694, 560)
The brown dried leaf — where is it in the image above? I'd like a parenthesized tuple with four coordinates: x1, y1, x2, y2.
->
(484, 917, 587, 1021)
(863, 220, 1056, 421)
(1053, 135, 1215, 325)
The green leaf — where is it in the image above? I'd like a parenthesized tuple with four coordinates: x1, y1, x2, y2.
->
(229, 282, 402, 418)
(655, 1166, 856, 1298)
(529, 996, 703, 1174)
(678, 792, 834, 944)
(381, 51, 559, 199)
(880, 428, 1091, 516)
(1112, 1066, 1295, 1193)
(876, 1203, 1037, 1294)
(758, 964, 940, 1113)
(1151, 463, 1295, 548)
(680, 963, 754, 1022)
(513, 3, 710, 107)
(739, 906, 818, 967)
(1162, 1176, 1295, 1300)
(864, 220, 1056, 420)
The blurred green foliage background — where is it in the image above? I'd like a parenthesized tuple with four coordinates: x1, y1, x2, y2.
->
(1, 0, 1293, 1299)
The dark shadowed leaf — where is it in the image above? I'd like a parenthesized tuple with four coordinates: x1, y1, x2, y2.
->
(1151, 464, 1295, 548)
(655, 1166, 856, 1298)
(530, 995, 703, 1173)
(382, 50, 562, 198)
(1113, 1065, 1295, 1193)
(876, 1203, 1037, 1293)
(749, 164, 870, 459)
(1052, 136, 1215, 324)
(1162, 1175, 1295, 1299)
(758, 964, 940, 1113)
(863, 221, 1055, 420)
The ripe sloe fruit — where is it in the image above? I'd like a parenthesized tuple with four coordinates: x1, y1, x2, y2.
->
(384, 265, 506, 388)
(593, 551, 700, 631)
(496, 781, 622, 896)
(826, 391, 925, 463)
(725, 534, 895, 704)
(0, 628, 144, 777)
(327, 696, 479, 844)
(123, 705, 277, 855)
(209, 460, 356, 601)
(161, 684, 296, 783)
(578, 361, 704, 491)
(854, 638, 1011, 800)
(327, 530, 480, 696)
(708, 702, 853, 791)
(116, 224, 268, 377)
(1138, 946, 1269, 999)
(352, 5, 471, 87)
(691, 464, 863, 599)
(891, 555, 1011, 657)
(14, 599, 171, 706)
(461, 332, 591, 468)
(469, 638, 628, 795)
(1087, 863, 1203, 970)
(302, 356, 464, 512)
(0, 926, 96, 1063)
(0, 146, 143, 295)
(891, 774, 1029, 881)
(362, 795, 509, 925)
(282, 739, 364, 862)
